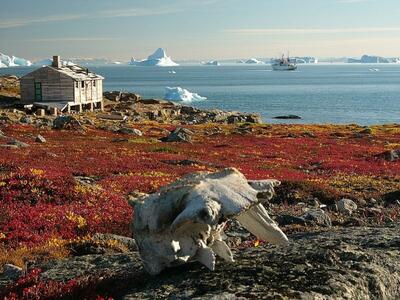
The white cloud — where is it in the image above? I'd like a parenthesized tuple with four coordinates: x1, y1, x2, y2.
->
(0, 0, 221, 29)
(225, 27, 400, 35)
(28, 37, 119, 42)
(0, 7, 181, 29)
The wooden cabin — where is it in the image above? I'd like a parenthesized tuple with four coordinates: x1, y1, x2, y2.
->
(20, 56, 104, 113)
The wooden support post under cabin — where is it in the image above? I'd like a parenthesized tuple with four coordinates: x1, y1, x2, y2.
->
(100, 101, 104, 112)
(79, 104, 83, 113)
(67, 104, 71, 114)
(37, 109, 46, 117)
(49, 107, 58, 116)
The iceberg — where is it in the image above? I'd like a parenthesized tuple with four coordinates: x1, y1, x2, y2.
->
(201, 60, 220, 66)
(0, 52, 32, 68)
(164, 87, 207, 102)
(347, 55, 389, 64)
(245, 58, 264, 64)
(129, 48, 179, 67)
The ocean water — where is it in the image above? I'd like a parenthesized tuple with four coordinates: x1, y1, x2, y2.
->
(2, 64, 400, 125)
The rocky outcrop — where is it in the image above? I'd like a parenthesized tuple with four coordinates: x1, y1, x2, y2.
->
(274, 115, 302, 120)
(108, 98, 262, 125)
(18, 225, 400, 299)
(104, 91, 141, 102)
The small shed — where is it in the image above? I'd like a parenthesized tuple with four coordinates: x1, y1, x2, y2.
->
(20, 56, 104, 113)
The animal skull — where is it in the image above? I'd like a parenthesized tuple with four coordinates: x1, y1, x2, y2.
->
(131, 168, 288, 275)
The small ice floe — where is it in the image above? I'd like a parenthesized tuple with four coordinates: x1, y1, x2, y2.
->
(369, 68, 380, 72)
(164, 87, 207, 102)
(168, 70, 177, 74)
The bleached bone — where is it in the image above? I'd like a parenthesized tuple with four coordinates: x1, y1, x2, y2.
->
(132, 168, 288, 275)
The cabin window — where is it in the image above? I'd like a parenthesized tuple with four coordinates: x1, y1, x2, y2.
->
(75, 82, 78, 88)
(93, 81, 96, 87)
(81, 81, 85, 88)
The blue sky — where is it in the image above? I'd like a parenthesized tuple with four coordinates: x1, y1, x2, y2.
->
(0, 0, 399, 60)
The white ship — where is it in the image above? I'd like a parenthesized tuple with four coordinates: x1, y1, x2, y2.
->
(271, 54, 297, 71)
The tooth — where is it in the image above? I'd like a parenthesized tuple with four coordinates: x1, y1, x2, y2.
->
(235, 203, 289, 246)
(196, 241, 216, 271)
(211, 240, 234, 262)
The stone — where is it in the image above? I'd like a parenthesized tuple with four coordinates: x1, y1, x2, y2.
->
(24, 225, 400, 299)
(53, 115, 83, 130)
(359, 127, 373, 134)
(35, 134, 46, 143)
(20, 115, 33, 124)
(120, 92, 141, 102)
(382, 190, 400, 207)
(0, 264, 22, 287)
(118, 127, 143, 136)
(275, 214, 308, 226)
(104, 91, 122, 101)
(112, 138, 129, 143)
(160, 127, 193, 143)
(337, 198, 358, 215)
(7, 139, 29, 148)
(380, 149, 400, 162)
(273, 115, 302, 120)
(131, 168, 287, 275)
(301, 209, 332, 227)
(97, 114, 128, 121)
(92, 233, 138, 252)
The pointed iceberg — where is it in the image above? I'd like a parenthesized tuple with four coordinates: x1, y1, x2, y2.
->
(129, 48, 179, 67)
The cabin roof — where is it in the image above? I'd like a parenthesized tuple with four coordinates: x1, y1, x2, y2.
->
(47, 65, 104, 81)
(21, 64, 104, 81)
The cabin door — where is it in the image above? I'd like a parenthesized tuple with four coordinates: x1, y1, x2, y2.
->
(34, 82, 42, 101)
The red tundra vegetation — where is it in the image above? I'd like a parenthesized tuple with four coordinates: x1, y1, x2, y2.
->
(0, 122, 399, 298)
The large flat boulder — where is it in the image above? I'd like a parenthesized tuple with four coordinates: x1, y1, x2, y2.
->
(15, 225, 399, 299)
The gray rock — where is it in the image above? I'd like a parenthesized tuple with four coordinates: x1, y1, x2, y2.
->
(26, 226, 400, 299)
(382, 190, 400, 207)
(118, 127, 143, 136)
(275, 214, 308, 226)
(53, 115, 83, 130)
(301, 208, 332, 227)
(273, 115, 302, 120)
(0, 264, 22, 288)
(92, 233, 138, 252)
(20, 115, 33, 124)
(7, 139, 29, 148)
(337, 198, 358, 215)
(381, 149, 400, 161)
(35, 134, 46, 143)
(160, 127, 193, 142)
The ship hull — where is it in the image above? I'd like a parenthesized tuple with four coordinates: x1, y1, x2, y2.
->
(272, 64, 297, 71)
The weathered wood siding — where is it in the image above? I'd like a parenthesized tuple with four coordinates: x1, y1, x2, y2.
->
(20, 67, 74, 103)
(20, 66, 103, 106)
(73, 79, 102, 104)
